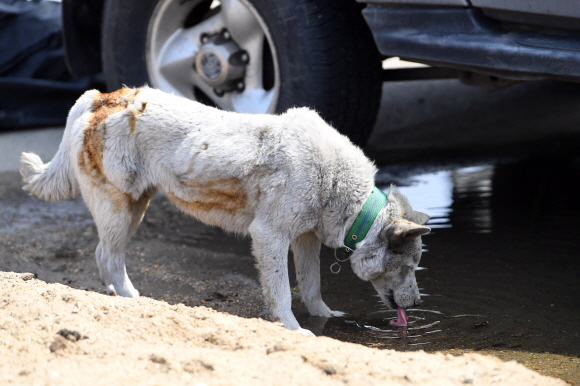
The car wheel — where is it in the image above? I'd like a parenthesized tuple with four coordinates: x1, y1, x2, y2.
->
(102, 0, 382, 146)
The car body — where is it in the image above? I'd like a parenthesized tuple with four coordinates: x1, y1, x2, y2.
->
(362, 0, 580, 82)
(62, 0, 580, 145)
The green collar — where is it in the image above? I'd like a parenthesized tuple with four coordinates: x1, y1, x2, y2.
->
(340, 187, 387, 256)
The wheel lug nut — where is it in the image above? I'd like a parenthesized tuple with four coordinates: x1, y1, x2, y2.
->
(240, 52, 249, 63)
(200, 33, 209, 44)
(237, 82, 245, 91)
(214, 88, 225, 97)
(222, 30, 231, 40)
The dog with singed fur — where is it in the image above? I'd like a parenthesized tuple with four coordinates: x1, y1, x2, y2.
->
(21, 87, 430, 336)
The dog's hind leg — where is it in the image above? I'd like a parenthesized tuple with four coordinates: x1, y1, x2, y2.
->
(84, 185, 155, 297)
(291, 232, 346, 318)
(103, 187, 156, 292)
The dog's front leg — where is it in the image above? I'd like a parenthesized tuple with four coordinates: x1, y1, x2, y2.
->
(249, 222, 315, 337)
(291, 232, 346, 318)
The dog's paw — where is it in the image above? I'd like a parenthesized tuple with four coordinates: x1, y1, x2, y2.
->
(110, 287, 140, 298)
(294, 328, 316, 337)
(329, 310, 348, 317)
(307, 302, 347, 318)
(106, 285, 117, 296)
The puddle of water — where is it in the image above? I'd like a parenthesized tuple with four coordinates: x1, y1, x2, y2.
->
(299, 156, 580, 384)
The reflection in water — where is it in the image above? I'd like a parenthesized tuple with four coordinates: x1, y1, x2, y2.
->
(452, 166, 494, 233)
(378, 165, 495, 232)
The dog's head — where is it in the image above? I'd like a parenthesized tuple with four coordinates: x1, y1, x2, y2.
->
(350, 186, 430, 310)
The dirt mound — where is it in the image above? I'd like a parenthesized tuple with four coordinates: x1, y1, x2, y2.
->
(0, 271, 564, 385)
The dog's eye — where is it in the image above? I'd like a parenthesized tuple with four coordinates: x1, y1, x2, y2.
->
(392, 250, 404, 255)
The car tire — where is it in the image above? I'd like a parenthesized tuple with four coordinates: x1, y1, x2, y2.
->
(102, 0, 382, 146)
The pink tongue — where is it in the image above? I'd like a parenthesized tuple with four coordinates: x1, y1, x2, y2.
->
(390, 307, 408, 327)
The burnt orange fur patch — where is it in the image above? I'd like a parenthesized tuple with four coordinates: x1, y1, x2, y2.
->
(128, 114, 137, 134)
(78, 88, 141, 213)
(79, 88, 140, 183)
(110, 187, 137, 214)
(167, 178, 247, 214)
(129, 101, 147, 134)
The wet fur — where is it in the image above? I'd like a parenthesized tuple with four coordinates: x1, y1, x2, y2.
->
(20, 87, 429, 336)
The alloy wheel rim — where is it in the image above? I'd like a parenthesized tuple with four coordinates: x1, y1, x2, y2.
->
(146, 0, 280, 114)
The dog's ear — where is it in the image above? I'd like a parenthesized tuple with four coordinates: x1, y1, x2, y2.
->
(413, 211, 430, 225)
(390, 220, 430, 245)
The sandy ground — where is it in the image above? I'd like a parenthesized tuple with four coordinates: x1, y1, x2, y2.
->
(0, 271, 566, 386)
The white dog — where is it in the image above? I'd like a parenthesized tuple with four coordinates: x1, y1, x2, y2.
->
(21, 87, 430, 336)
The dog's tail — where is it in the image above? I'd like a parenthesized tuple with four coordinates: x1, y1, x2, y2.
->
(20, 91, 94, 201)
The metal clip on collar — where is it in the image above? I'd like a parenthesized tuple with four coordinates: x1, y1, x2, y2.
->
(330, 247, 352, 274)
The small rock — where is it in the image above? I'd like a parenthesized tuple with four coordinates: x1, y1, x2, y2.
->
(321, 365, 337, 375)
(18, 370, 31, 376)
(150, 354, 167, 364)
(61, 294, 77, 303)
(182, 359, 214, 373)
(473, 321, 489, 328)
(49, 335, 68, 352)
(57, 329, 83, 342)
(21, 273, 35, 281)
(266, 341, 290, 354)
